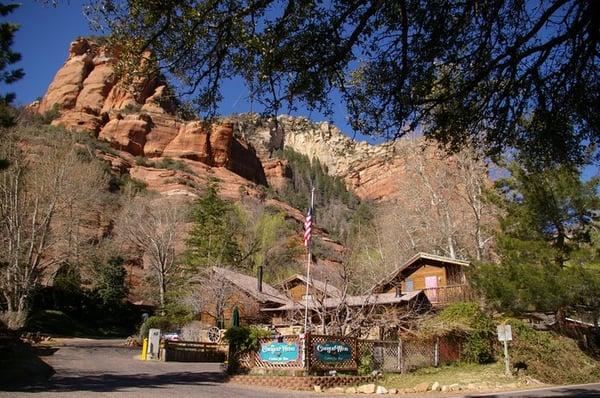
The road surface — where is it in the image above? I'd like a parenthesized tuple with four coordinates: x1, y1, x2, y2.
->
(1, 339, 599, 397)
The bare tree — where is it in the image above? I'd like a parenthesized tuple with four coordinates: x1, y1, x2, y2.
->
(0, 135, 108, 328)
(184, 267, 237, 327)
(372, 138, 497, 266)
(283, 261, 428, 338)
(116, 197, 186, 308)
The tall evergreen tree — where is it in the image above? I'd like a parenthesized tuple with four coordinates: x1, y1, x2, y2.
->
(0, 3, 24, 129)
(496, 162, 600, 267)
(185, 183, 241, 269)
(95, 256, 128, 308)
(471, 161, 600, 320)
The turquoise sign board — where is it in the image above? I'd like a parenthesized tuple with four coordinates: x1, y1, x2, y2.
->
(314, 341, 352, 362)
(260, 341, 299, 363)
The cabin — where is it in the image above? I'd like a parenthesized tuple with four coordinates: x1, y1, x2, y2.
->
(276, 274, 343, 302)
(196, 266, 291, 329)
(371, 252, 471, 306)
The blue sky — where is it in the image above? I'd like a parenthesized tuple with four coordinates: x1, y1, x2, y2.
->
(4, 2, 598, 180)
(6, 1, 380, 144)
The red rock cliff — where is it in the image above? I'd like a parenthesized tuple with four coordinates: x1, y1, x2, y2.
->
(37, 37, 266, 184)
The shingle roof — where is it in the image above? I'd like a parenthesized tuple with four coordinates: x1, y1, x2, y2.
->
(371, 252, 469, 293)
(262, 290, 427, 312)
(212, 267, 291, 305)
(276, 274, 343, 298)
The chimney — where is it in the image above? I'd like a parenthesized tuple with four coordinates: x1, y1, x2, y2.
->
(257, 265, 263, 293)
(395, 285, 401, 297)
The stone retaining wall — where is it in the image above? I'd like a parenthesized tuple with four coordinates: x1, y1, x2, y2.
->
(227, 374, 380, 390)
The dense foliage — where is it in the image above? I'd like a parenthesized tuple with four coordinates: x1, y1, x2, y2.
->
(95, 256, 128, 308)
(91, 0, 599, 166)
(184, 181, 300, 284)
(420, 302, 495, 364)
(471, 161, 600, 321)
(272, 148, 362, 240)
(0, 3, 24, 129)
(224, 325, 271, 372)
(185, 182, 242, 269)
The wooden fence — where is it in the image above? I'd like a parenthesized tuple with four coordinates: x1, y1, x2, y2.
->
(162, 340, 227, 362)
(165, 334, 461, 374)
(237, 334, 461, 374)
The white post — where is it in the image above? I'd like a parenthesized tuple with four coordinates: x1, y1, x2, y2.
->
(503, 339, 511, 376)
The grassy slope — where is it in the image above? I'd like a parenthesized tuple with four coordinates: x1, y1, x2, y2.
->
(382, 363, 517, 389)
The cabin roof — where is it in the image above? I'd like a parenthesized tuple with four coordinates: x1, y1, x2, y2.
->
(211, 267, 291, 305)
(275, 274, 343, 298)
(371, 252, 470, 293)
(262, 290, 428, 312)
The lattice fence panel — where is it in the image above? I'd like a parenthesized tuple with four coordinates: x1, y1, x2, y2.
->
(307, 334, 358, 372)
(401, 338, 436, 371)
(238, 335, 303, 369)
(357, 340, 403, 372)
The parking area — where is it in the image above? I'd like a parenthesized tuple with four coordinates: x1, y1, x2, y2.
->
(0, 338, 317, 398)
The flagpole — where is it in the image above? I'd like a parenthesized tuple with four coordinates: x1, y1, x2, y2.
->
(303, 187, 315, 334)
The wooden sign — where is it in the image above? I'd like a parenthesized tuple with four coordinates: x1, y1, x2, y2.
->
(314, 341, 353, 362)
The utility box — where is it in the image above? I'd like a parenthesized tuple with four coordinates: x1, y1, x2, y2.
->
(147, 328, 161, 360)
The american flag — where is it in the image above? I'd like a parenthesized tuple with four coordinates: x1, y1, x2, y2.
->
(303, 207, 313, 247)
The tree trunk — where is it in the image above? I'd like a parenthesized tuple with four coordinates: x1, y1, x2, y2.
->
(159, 275, 166, 310)
(3, 309, 27, 329)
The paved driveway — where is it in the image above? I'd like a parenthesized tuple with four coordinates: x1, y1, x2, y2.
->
(0, 339, 318, 398)
(1, 339, 599, 397)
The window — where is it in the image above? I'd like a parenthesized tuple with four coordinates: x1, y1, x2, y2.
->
(405, 279, 414, 292)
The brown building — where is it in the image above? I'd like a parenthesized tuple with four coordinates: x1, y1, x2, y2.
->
(197, 267, 291, 328)
(371, 252, 470, 306)
(275, 274, 343, 302)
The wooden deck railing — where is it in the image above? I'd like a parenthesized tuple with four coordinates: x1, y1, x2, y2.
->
(421, 284, 471, 305)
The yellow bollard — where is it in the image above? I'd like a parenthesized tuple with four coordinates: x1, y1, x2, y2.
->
(141, 338, 148, 360)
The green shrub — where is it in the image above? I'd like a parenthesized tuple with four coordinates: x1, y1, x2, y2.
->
(224, 326, 271, 373)
(358, 350, 374, 375)
(134, 156, 154, 167)
(120, 103, 142, 114)
(110, 174, 147, 195)
(421, 302, 495, 364)
(39, 104, 60, 124)
(504, 319, 600, 384)
(224, 326, 271, 353)
(154, 158, 194, 174)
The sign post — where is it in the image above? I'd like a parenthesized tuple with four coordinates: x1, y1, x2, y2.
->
(497, 324, 512, 376)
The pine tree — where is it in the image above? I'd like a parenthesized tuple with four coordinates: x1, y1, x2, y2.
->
(95, 256, 128, 308)
(471, 161, 600, 318)
(185, 183, 241, 270)
(0, 3, 24, 128)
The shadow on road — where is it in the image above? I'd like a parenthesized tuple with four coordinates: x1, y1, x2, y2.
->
(464, 385, 600, 398)
(4, 371, 226, 393)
